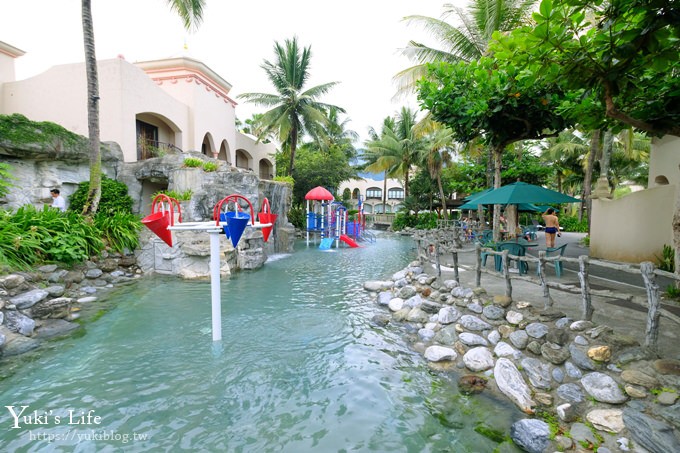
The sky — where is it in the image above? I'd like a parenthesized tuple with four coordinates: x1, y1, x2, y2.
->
(1, 0, 467, 145)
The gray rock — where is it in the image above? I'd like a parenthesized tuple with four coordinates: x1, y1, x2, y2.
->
(44, 285, 66, 297)
(565, 361, 583, 378)
(509, 330, 529, 349)
(587, 408, 624, 433)
(540, 342, 570, 365)
(526, 340, 542, 355)
(424, 345, 457, 362)
(437, 306, 461, 324)
(80, 286, 97, 294)
(459, 315, 491, 331)
(77, 296, 97, 303)
(546, 328, 569, 346)
(505, 310, 524, 324)
(652, 402, 680, 429)
(442, 279, 459, 290)
(621, 369, 659, 388)
(570, 320, 594, 331)
(570, 422, 599, 447)
(521, 357, 552, 390)
(482, 304, 505, 320)
(623, 407, 680, 453)
(398, 285, 417, 299)
(2, 335, 40, 356)
(574, 335, 589, 346)
(494, 358, 535, 413)
(4, 311, 36, 336)
(466, 301, 483, 314)
(538, 308, 566, 321)
(581, 372, 628, 404)
(433, 325, 458, 345)
(47, 269, 69, 283)
(85, 268, 104, 279)
(494, 341, 521, 360)
(658, 392, 679, 405)
(555, 317, 572, 329)
(463, 347, 495, 371)
(34, 319, 81, 339)
(487, 330, 501, 345)
(404, 294, 424, 309)
(552, 366, 565, 383)
(0, 274, 26, 289)
(525, 322, 549, 339)
(393, 278, 409, 288)
(406, 307, 429, 323)
(459, 332, 488, 347)
(388, 297, 404, 312)
(376, 291, 392, 306)
(63, 270, 85, 284)
(371, 314, 391, 327)
(510, 419, 551, 453)
(9, 289, 49, 310)
(557, 383, 585, 404)
(569, 344, 598, 371)
(418, 328, 436, 342)
(38, 264, 59, 273)
(30, 297, 73, 319)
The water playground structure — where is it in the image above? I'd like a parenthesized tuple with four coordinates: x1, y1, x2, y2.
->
(141, 193, 277, 341)
(304, 186, 374, 249)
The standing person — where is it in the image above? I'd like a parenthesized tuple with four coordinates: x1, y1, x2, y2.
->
(50, 189, 66, 212)
(542, 208, 560, 248)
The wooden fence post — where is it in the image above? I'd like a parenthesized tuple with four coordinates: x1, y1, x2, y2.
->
(578, 255, 593, 321)
(475, 243, 482, 287)
(502, 249, 512, 298)
(452, 250, 460, 284)
(640, 261, 660, 354)
(538, 250, 552, 309)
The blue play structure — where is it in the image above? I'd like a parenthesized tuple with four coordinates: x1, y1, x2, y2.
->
(304, 187, 374, 249)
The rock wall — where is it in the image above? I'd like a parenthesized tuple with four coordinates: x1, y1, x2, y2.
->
(0, 137, 295, 279)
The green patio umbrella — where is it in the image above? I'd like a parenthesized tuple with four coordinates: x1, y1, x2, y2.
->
(470, 182, 580, 205)
(459, 200, 543, 211)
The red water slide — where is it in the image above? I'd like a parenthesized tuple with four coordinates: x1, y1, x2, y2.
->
(339, 234, 361, 248)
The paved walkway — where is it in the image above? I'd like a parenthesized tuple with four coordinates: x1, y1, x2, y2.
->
(426, 232, 680, 359)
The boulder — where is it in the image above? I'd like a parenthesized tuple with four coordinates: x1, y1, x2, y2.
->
(494, 358, 535, 413)
(463, 347, 495, 372)
(510, 419, 551, 453)
(581, 372, 627, 404)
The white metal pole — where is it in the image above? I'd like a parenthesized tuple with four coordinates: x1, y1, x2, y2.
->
(209, 231, 222, 342)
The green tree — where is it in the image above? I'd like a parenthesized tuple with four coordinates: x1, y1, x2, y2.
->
(395, 0, 538, 95)
(80, 0, 204, 216)
(238, 37, 343, 176)
(363, 107, 429, 199)
(413, 119, 455, 218)
(290, 144, 356, 206)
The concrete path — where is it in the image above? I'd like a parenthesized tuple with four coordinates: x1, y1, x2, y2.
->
(427, 234, 680, 359)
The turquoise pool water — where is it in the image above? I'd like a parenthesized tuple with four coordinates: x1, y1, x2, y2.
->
(0, 236, 521, 452)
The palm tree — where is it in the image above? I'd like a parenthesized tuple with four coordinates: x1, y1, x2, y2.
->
(414, 119, 455, 219)
(394, 0, 537, 96)
(315, 107, 359, 158)
(80, 0, 205, 215)
(363, 107, 429, 199)
(238, 37, 343, 176)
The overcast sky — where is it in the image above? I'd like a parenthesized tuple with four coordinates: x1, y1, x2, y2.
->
(1, 0, 467, 144)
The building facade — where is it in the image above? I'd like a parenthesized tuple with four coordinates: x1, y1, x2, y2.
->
(339, 174, 405, 214)
(0, 41, 275, 178)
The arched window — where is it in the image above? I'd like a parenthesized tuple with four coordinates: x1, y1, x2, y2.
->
(366, 187, 382, 199)
(388, 188, 404, 200)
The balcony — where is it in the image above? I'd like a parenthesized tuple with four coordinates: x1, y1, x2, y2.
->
(137, 138, 183, 160)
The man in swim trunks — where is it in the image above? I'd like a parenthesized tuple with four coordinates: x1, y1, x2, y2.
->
(542, 208, 560, 247)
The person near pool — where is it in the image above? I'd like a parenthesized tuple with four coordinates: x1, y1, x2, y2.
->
(542, 208, 560, 247)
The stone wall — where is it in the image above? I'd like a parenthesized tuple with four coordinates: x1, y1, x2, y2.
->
(0, 136, 295, 278)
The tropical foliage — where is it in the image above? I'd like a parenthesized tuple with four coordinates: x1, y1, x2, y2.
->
(238, 37, 343, 176)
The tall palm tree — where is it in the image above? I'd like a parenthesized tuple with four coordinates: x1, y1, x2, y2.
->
(363, 107, 429, 199)
(238, 37, 343, 176)
(80, 0, 205, 215)
(315, 107, 359, 158)
(414, 119, 455, 219)
(394, 0, 537, 96)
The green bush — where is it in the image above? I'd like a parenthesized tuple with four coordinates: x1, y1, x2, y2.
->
(0, 162, 16, 198)
(657, 244, 675, 272)
(288, 206, 305, 230)
(559, 215, 589, 232)
(69, 177, 134, 215)
(392, 212, 440, 231)
(202, 161, 219, 172)
(152, 189, 193, 201)
(183, 157, 203, 168)
(94, 212, 142, 253)
(274, 175, 294, 186)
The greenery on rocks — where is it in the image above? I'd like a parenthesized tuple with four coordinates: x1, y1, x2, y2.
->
(69, 177, 133, 215)
(656, 244, 675, 273)
(202, 161, 219, 172)
(0, 113, 82, 148)
(152, 189, 193, 201)
(0, 162, 16, 198)
(183, 157, 204, 168)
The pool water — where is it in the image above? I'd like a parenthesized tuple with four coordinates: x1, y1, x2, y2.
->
(0, 235, 521, 452)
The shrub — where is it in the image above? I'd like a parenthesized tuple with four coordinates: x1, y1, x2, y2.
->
(559, 215, 589, 232)
(288, 206, 305, 230)
(657, 244, 675, 272)
(0, 162, 16, 198)
(183, 157, 203, 168)
(274, 175, 294, 186)
(202, 161, 219, 172)
(69, 177, 134, 215)
(152, 189, 193, 201)
(94, 212, 142, 253)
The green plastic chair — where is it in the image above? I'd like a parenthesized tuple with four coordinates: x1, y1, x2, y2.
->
(537, 244, 567, 277)
(497, 242, 528, 274)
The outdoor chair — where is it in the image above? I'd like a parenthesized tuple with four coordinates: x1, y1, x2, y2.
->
(537, 244, 568, 277)
(523, 224, 538, 241)
(497, 242, 528, 274)
(480, 242, 497, 268)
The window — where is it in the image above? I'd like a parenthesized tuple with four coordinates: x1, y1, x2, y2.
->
(366, 187, 382, 199)
(388, 188, 404, 199)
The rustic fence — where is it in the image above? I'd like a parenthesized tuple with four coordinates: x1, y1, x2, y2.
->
(412, 228, 679, 355)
